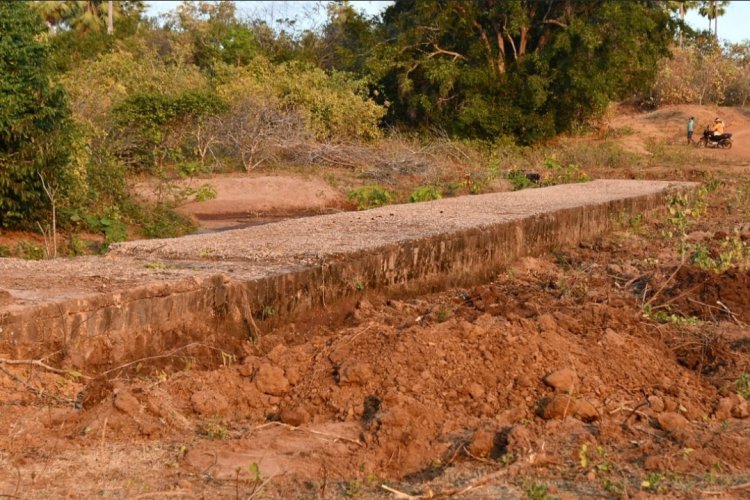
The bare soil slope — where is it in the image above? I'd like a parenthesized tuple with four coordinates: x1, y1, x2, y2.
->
(608, 104, 750, 162)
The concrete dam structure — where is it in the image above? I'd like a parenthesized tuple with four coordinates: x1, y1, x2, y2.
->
(0, 180, 695, 370)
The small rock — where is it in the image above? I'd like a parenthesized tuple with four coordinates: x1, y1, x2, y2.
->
(496, 407, 525, 426)
(538, 314, 557, 333)
(648, 395, 665, 413)
(284, 365, 303, 386)
(467, 383, 485, 399)
(663, 398, 679, 412)
(601, 328, 625, 347)
(732, 398, 749, 419)
(338, 361, 373, 386)
(515, 374, 533, 388)
(254, 364, 290, 396)
(543, 369, 578, 393)
(575, 399, 599, 422)
(657, 412, 689, 433)
(279, 407, 310, 426)
(539, 395, 577, 420)
(714, 396, 736, 421)
(113, 389, 141, 416)
(190, 390, 230, 416)
(468, 429, 495, 457)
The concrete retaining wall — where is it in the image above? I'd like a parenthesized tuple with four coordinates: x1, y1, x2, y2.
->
(0, 184, 689, 369)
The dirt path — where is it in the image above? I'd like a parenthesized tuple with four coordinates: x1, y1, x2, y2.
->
(135, 174, 347, 231)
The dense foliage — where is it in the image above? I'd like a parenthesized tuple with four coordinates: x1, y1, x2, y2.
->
(0, 3, 79, 228)
(371, 0, 674, 142)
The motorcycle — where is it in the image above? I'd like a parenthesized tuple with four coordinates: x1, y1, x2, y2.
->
(696, 128, 733, 149)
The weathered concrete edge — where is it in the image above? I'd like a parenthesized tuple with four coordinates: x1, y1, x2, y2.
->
(0, 184, 691, 366)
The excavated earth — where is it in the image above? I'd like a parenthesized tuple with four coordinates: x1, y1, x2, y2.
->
(1, 150, 750, 495)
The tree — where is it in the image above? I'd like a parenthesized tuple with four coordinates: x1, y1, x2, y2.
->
(33, 1, 143, 34)
(664, 1, 700, 47)
(0, 3, 78, 227)
(698, 0, 729, 39)
(318, 2, 377, 73)
(370, 0, 673, 142)
(163, 1, 259, 70)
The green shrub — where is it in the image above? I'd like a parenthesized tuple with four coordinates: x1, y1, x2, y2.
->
(216, 58, 385, 141)
(409, 185, 442, 202)
(348, 185, 393, 210)
(542, 156, 590, 185)
(508, 170, 537, 191)
(15, 241, 45, 260)
(138, 205, 196, 239)
(736, 373, 750, 399)
(112, 90, 228, 172)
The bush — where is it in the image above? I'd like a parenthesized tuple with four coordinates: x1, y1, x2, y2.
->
(348, 185, 393, 210)
(112, 90, 228, 172)
(216, 59, 385, 141)
(409, 185, 442, 203)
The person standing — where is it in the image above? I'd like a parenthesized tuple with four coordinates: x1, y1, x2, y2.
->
(687, 116, 695, 144)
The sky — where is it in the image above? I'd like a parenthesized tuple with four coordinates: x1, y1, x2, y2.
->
(682, 1, 748, 44)
(144, 1, 749, 44)
(144, 1, 392, 28)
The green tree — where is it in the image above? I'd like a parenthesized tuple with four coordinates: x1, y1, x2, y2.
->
(371, 0, 672, 142)
(0, 2, 78, 227)
(163, 1, 259, 70)
(318, 2, 377, 73)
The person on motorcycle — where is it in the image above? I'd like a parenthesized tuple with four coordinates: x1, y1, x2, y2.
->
(712, 117, 725, 138)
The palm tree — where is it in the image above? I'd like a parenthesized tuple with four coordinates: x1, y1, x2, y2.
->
(666, 1, 700, 47)
(699, 0, 729, 39)
(32, 0, 142, 35)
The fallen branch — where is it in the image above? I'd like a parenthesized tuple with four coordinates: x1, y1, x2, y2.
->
(699, 482, 750, 496)
(717, 300, 744, 325)
(381, 484, 420, 499)
(0, 358, 89, 379)
(248, 421, 364, 447)
(99, 342, 226, 377)
(130, 490, 195, 499)
(438, 469, 508, 497)
(645, 262, 684, 307)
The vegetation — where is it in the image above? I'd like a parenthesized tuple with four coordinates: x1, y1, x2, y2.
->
(0, 0, 745, 251)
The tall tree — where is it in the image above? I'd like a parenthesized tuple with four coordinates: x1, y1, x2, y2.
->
(318, 1, 377, 73)
(371, 0, 673, 141)
(665, 1, 700, 47)
(0, 2, 75, 227)
(32, 0, 143, 35)
(164, 1, 259, 69)
(698, 0, 729, 38)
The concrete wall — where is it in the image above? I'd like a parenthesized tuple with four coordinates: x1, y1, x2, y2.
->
(0, 188, 676, 370)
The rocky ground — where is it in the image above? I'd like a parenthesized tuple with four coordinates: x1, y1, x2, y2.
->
(1, 105, 750, 498)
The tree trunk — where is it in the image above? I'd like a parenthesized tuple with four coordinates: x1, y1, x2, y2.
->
(107, 0, 114, 35)
(679, 3, 685, 48)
